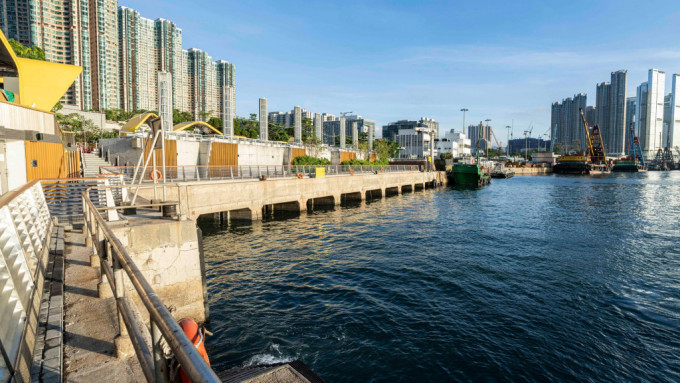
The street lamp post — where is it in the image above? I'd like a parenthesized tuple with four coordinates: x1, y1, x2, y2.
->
(485, 119, 491, 157)
(506, 126, 512, 157)
(460, 108, 468, 133)
(524, 130, 529, 162)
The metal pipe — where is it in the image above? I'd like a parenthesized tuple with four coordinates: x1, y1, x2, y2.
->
(131, 130, 161, 205)
(118, 298, 155, 383)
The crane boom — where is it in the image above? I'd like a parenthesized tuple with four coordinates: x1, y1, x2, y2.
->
(579, 108, 595, 157)
(489, 126, 503, 154)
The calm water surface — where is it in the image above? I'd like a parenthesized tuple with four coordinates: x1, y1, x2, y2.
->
(199, 172, 680, 382)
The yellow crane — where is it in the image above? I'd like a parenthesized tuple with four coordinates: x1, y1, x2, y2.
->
(489, 126, 503, 156)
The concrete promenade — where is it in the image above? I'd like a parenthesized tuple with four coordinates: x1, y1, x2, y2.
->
(139, 170, 447, 221)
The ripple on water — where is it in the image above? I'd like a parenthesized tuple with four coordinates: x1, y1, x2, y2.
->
(200, 173, 680, 382)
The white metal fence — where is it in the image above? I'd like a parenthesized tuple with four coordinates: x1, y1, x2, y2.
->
(0, 182, 51, 382)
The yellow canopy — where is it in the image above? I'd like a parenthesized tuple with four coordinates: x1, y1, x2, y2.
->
(173, 121, 221, 135)
(0, 29, 82, 112)
(120, 112, 160, 133)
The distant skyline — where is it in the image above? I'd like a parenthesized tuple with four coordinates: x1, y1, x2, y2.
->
(122, 0, 680, 142)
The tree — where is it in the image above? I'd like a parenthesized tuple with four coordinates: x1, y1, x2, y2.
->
(372, 139, 399, 162)
(207, 117, 223, 133)
(56, 113, 102, 145)
(301, 117, 321, 145)
(198, 110, 213, 122)
(268, 123, 290, 142)
(173, 109, 194, 124)
(8, 39, 45, 61)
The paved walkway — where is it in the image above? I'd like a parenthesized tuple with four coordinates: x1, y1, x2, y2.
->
(62, 231, 143, 382)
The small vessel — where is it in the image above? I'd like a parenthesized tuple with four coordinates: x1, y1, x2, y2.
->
(552, 154, 593, 174)
(612, 157, 646, 172)
(448, 161, 490, 186)
(490, 162, 514, 179)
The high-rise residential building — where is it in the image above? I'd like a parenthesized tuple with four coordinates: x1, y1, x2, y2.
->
(571, 93, 588, 150)
(1, 0, 98, 108)
(608, 70, 628, 156)
(468, 122, 492, 154)
(89, 0, 120, 110)
(585, 106, 597, 128)
(2, 2, 233, 116)
(267, 107, 312, 128)
(0, 0, 31, 46)
(551, 101, 562, 145)
(636, 69, 665, 157)
(665, 74, 680, 150)
(322, 114, 375, 146)
(155, 18, 184, 109)
(551, 93, 587, 152)
(596, 81, 611, 141)
(321, 113, 338, 122)
(625, 97, 636, 148)
(268, 111, 287, 125)
(119, 7, 157, 111)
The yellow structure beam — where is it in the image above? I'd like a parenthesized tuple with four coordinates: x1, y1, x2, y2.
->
(173, 121, 222, 135)
(120, 112, 160, 133)
(0, 29, 82, 112)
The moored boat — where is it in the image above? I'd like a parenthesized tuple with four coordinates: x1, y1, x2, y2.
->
(448, 162, 491, 186)
(612, 157, 646, 172)
(490, 162, 514, 178)
(553, 154, 592, 174)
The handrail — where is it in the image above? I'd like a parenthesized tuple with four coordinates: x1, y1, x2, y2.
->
(81, 192, 220, 383)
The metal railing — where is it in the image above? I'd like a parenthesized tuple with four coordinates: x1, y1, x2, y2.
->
(100, 164, 422, 183)
(81, 190, 219, 383)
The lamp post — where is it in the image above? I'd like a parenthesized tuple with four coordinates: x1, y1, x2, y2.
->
(506, 125, 512, 157)
(524, 130, 529, 161)
(460, 108, 468, 133)
(485, 118, 491, 157)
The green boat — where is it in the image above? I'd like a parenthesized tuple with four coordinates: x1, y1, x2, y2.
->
(612, 157, 645, 172)
(448, 163, 490, 186)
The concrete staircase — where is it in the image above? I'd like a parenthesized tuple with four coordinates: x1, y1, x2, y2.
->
(81, 152, 112, 178)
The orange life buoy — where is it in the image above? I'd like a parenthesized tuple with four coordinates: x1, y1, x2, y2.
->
(410, 166, 413, 171)
(350, 169, 355, 176)
(150, 169, 162, 181)
(296, 172, 303, 179)
(178, 318, 210, 383)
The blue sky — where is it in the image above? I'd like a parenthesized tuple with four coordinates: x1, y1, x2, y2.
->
(123, 0, 680, 142)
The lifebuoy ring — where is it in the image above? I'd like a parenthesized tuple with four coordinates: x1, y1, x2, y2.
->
(296, 172, 303, 179)
(350, 169, 355, 176)
(178, 318, 210, 383)
(410, 166, 413, 171)
(150, 169, 162, 181)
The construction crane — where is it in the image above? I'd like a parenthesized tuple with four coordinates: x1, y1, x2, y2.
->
(579, 108, 606, 163)
(627, 123, 645, 167)
(489, 126, 503, 155)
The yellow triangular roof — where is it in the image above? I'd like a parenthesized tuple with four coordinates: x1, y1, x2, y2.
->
(173, 121, 221, 135)
(0, 29, 82, 112)
(121, 113, 159, 132)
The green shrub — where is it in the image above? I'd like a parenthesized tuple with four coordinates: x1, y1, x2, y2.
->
(341, 159, 388, 165)
(292, 155, 331, 165)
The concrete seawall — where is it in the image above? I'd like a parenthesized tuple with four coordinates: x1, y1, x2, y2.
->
(139, 171, 447, 221)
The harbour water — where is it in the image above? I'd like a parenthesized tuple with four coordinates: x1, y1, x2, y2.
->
(199, 173, 680, 382)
